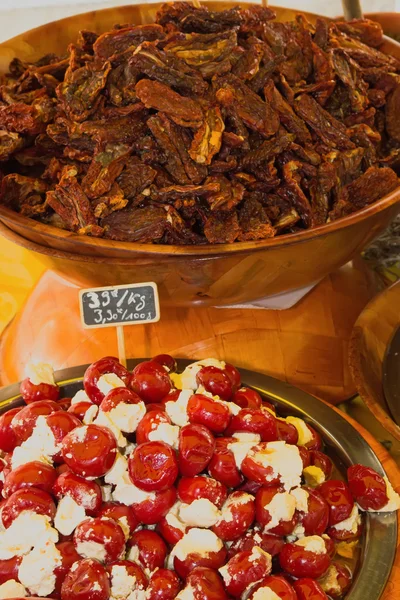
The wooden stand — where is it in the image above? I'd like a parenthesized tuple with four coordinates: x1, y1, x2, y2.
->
(0, 257, 383, 404)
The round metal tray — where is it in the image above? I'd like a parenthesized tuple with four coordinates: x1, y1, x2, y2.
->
(0, 359, 397, 600)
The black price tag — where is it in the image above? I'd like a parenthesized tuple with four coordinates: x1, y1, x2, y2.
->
(79, 282, 160, 329)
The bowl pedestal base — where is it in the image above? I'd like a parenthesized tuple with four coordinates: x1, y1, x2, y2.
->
(0, 256, 383, 405)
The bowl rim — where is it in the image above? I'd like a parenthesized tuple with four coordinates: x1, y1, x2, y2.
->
(1, 2, 400, 257)
(0, 359, 397, 600)
(1, 184, 400, 257)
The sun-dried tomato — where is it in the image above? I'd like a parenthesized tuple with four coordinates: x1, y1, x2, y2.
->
(241, 132, 295, 169)
(331, 50, 368, 113)
(102, 204, 167, 242)
(0, 130, 24, 161)
(156, 3, 242, 34)
(203, 175, 244, 211)
(204, 209, 240, 244)
(0, 96, 55, 135)
(231, 38, 264, 81)
(189, 106, 224, 165)
(343, 165, 398, 209)
(46, 165, 102, 234)
(267, 81, 311, 144)
(147, 113, 207, 184)
(216, 74, 279, 138)
(92, 182, 127, 218)
(82, 143, 131, 199)
(385, 82, 400, 142)
(136, 79, 203, 128)
(57, 60, 111, 122)
(295, 93, 355, 149)
(94, 24, 165, 62)
(107, 62, 139, 106)
(130, 42, 208, 95)
(238, 195, 275, 240)
(164, 30, 237, 69)
(336, 19, 384, 48)
(1, 174, 48, 210)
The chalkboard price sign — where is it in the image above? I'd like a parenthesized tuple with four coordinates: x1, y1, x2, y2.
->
(79, 282, 160, 329)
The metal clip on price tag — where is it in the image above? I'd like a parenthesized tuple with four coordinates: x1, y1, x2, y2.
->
(79, 283, 160, 367)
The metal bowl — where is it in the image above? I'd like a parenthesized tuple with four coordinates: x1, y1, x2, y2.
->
(0, 360, 397, 599)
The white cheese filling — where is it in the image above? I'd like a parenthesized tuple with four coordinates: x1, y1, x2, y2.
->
(252, 587, 281, 600)
(107, 401, 146, 434)
(165, 502, 186, 533)
(290, 487, 309, 514)
(54, 495, 86, 536)
(94, 410, 127, 448)
(319, 564, 342, 596)
(248, 441, 303, 491)
(295, 535, 327, 554)
(175, 584, 197, 600)
(228, 433, 261, 469)
(98, 373, 126, 396)
(0, 512, 58, 560)
(127, 590, 146, 600)
(18, 541, 61, 597)
(148, 422, 180, 449)
(179, 499, 221, 528)
(170, 359, 226, 390)
(215, 399, 242, 416)
(71, 389, 92, 405)
(165, 390, 192, 427)
(332, 505, 361, 534)
(25, 362, 55, 386)
(169, 528, 223, 569)
(11, 415, 60, 469)
(75, 540, 107, 563)
(216, 493, 254, 525)
(101, 485, 113, 503)
(287, 522, 306, 542)
(83, 404, 99, 424)
(105, 452, 128, 485)
(110, 565, 144, 600)
(262, 492, 296, 532)
(0, 580, 27, 599)
(112, 472, 156, 506)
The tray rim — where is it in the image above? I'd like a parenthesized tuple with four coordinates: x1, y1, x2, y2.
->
(0, 359, 397, 600)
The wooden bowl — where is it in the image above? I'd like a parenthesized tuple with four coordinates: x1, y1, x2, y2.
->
(349, 280, 400, 442)
(0, 3, 400, 307)
(366, 12, 400, 37)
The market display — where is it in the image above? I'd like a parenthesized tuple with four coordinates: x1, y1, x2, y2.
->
(1, 4, 400, 244)
(0, 355, 399, 600)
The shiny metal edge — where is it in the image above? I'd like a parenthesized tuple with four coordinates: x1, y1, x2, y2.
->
(0, 359, 397, 600)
